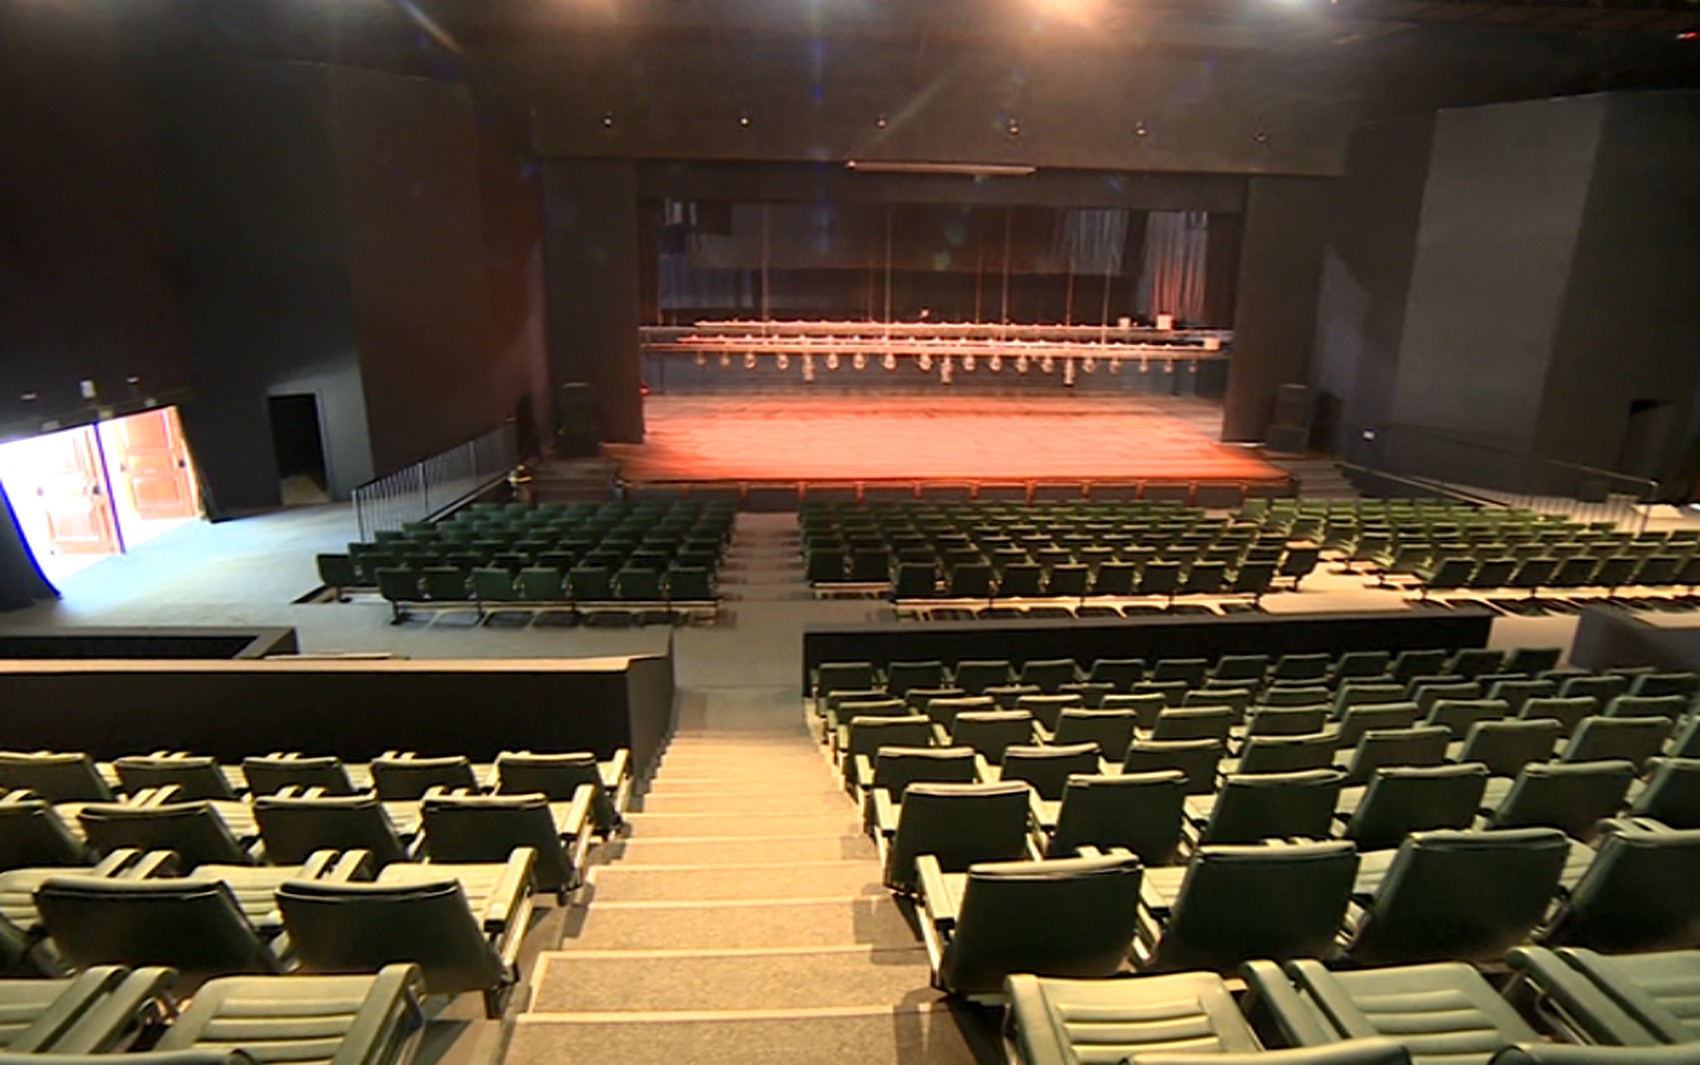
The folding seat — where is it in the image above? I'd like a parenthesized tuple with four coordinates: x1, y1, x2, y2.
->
(1390, 648, 1450, 683)
(1330, 650, 1390, 682)
(1560, 716, 1670, 771)
(1507, 646, 1564, 674)
(1333, 703, 1421, 749)
(1017, 658, 1080, 695)
(1151, 708, 1234, 744)
(1261, 685, 1331, 709)
(944, 562, 993, 600)
(945, 711, 1037, 763)
(884, 660, 947, 698)
(1184, 687, 1254, 719)
(1122, 739, 1224, 796)
(1277, 546, 1322, 589)
(1561, 673, 1631, 706)
(1013, 694, 1084, 732)
(494, 750, 628, 835)
(839, 715, 934, 768)
(1520, 696, 1599, 737)
(1331, 683, 1409, 719)
(1051, 709, 1138, 761)
(848, 547, 891, 583)
(421, 793, 592, 897)
(1057, 681, 1115, 708)
(1424, 697, 1509, 740)
(994, 563, 1045, 599)
(1149, 658, 1210, 687)
(1247, 958, 1546, 1062)
(1086, 658, 1144, 691)
(953, 660, 1014, 695)
(1180, 560, 1229, 598)
(1235, 732, 1340, 776)
(805, 546, 846, 584)
(1458, 719, 1563, 778)
(1411, 679, 1484, 713)
(986, 683, 1044, 708)
(1194, 769, 1345, 846)
(872, 782, 1036, 895)
(254, 793, 412, 867)
(1130, 679, 1189, 708)
(917, 851, 1144, 998)
(1633, 553, 1685, 588)
(1043, 772, 1186, 865)
(369, 753, 479, 801)
(1506, 946, 1700, 1049)
(1136, 841, 1358, 973)
(78, 803, 254, 868)
(1633, 671, 1700, 699)
(36, 875, 288, 985)
(813, 660, 880, 712)
(1099, 693, 1171, 732)
(1227, 560, 1279, 605)
(1449, 647, 1508, 679)
(1211, 654, 1269, 686)
(919, 695, 995, 730)
(1343, 827, 1569, 965)
(153, 965, 427, 1065)
(565, 565, 614, 604)
(1136, 561, 1183, 600)
(1245, 707, 1329, 738)
(1342, 763, 1489, 851)
(1045, 563, 1091, 600)
(1605, 694, 1688, 723)
(0, 753, 114, 804)
(997, 745, 1101, 802)
(419, 565, 469, 603)
(1468, 556, 1517, 590)
(1486, 760, 1638, 840)
(0, 795, 92, 871)
(112, 754, 237, 802)
(278, 849, 536, 1017)
(1492, 678, 1560, 714)
(1631, 757, 1700, 829)
(1538, 822, 1700, 953)
(850, 747, 979, 813)
(1338, 725, 1451, 786)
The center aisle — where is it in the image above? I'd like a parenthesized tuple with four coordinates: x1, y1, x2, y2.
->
(505, 515, 985, 1065)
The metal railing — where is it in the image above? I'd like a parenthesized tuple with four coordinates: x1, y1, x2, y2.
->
(352, 424, 518, 541)
(1348, 423, 1658, 533)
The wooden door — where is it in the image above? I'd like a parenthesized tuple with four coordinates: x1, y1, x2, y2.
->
(33, 429, 121, 555)
(105, 408, 199, 521)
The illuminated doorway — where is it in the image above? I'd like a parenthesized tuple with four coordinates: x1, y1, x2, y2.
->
(0, 407, 203, 580)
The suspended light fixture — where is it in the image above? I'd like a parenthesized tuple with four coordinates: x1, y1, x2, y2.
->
(962, 353, 975, 372)
(826, 352, 840, 371)
(1063, 359, 1076, 386)
(1081, 355, 1097, 374)
(744, 352, 757, 370)
(1164, 359, 1175, 374)
(1109, 356, 1122, 374)
(989, 353, 1002, 372)
(918, 352, 933, 372)
(1040, 355, 1054, 374)
(802, 354, 816, 383)
(720, 352, 732, 369)
(1139, 356, 1149, 373)
(1016, 354, 1030, 374)
(883, 352, 897, 371)
(694, 351, 707, 367)
(853, 352, 867, 370)
(776, 353, 790, 371)
(940, 355, 953, 385)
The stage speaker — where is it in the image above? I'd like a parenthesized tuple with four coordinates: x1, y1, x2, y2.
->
(557, 382, 601, 458)
(1274, 384, 1312, 429)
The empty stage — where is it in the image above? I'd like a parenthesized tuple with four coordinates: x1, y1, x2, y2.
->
(608, 394, 1284, 488)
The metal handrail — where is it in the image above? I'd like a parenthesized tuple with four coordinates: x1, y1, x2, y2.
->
(351, 424, 518, 540)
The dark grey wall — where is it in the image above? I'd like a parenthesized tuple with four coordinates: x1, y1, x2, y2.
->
(1220, 178, 1328, 442)
(541, 161, 647, 443)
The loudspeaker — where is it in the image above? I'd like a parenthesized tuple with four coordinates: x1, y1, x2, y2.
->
(1273, 384, 1312, 429)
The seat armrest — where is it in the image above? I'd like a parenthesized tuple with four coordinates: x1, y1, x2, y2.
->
(1240, 960, 1340, 1047)
(37, 965, 180, 1055)
(1004, 974, 1075, 1065)
(599, 749, 630, 790)
(1505, 947, 1652, 1047)
(851, 754, 875, 791)
(931, 724, 951, 747)
(916, 854, 957, 928)
(1074, 845, 1106, 860)
(321, 850, 375, 881)
(328, 964, 427, 1065)
(128, 785, 181, 807)
(482, 847, 537, 933)
(555, 785, 595, 840)
(103, 849, 179, 878)
(871, 789, 900, 839)
(422, 785, 477, 802)
(975, 755, 995, 782)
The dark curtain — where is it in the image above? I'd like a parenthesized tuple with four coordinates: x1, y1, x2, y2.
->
(0, 480, 57, 610)
(1137, 211, 1211, 324)
(1203, 212, 1245, 327)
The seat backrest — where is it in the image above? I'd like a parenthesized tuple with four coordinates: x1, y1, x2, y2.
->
(1519, 696, 1598, 737)
(0, 752, 114, 804)
(1183, 688, 1253, 718)
(77, 803, 251, 867)
(1017, 659, 1080, 694)
(254, 794, 409, 867)
(1457, 719, 1562, 778)
(495, 752, 616, 831)
(950, 711, 1035, 761)
(1151, 708, 1233, 744)
(1085, 658, 1144, 689)
(1013, 694, 1085, 731)
(422, 795, 575, 892)
(921, 696, 996, 729)
(954, 661, 1014, 695)
(1236, 732, 1340, 776)
(1412, 678, 1485, 713)
(240, 755, 356, 798)
(998, 744, 1100, 801)
(1151, 658, 1209, 686)
(1550, 823, 1700, 953)
(1344, 763, 1491, 851)
(885, 661, 947, 696)
(112, 755, 235, 802)
(1560, 674, 1631, 704)
(368, 755, 478, 801)
(1489, 679, 1559, 714)
(1347, 827, 1570, 965)
(276, 879, 502, 996)
(847, 715, 935, 761)
(1331, 651, 1390, 681)
(1342, 726, 1452, 785)
(940, 853, 1145, 995)
(816, 661, 878, 695)
(1604, 694, 1688, 723)
(1391, 649, 1450, 683)
(1052, 710, 1138, 761)
(885, 782, 1033, 893)
(1423, 698, 1509, 741)
(1122, 740, 1223, 795)
(1631, 672, 1700, 699)
(1335, 704, 1421, 749)
(1488, 759, 1638, 839)
(1246, 707, 1329, 738)
(0, 797, 89, 869)
(1049, 772, 1186, 865)
(1098, 693, 1168, 731)
(35, 876, 280, 983)
(1630, 757, 1700, 829)
(1201, 770, 1345, 846)
(1332, 685, 1409, 719)
(1560, 716, 1671, 771)
(1152, 841, 1358, 973)
(1260, 686, 1331, 709)
(870, 747, 979, 800)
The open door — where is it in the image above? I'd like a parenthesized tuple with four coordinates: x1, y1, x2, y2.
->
(100, 408, 200, 521)
(0, 427, 121, 558)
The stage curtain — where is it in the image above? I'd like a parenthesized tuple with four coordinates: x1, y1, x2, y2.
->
(1137, 211, 1211, 324)
(1203, 211, 1244, 327)
(0, 480, 57, 611)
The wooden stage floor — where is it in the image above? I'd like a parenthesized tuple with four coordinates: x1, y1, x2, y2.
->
(606, 394, 1285, 485)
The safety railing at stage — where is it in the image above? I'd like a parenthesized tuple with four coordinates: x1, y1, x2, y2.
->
(1348, 423, 1658, 534)
(351, 424, 518, 541)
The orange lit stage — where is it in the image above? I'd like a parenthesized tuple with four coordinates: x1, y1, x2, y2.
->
(605, 394, 1287, 492)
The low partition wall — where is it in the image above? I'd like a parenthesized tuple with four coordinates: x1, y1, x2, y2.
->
(801, 609, 1495, 693)
(0, 627, 298, 660)
(1570, 607, 1700, 674)
(0, 653, 674, 776)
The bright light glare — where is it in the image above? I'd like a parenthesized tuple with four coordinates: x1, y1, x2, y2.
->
(1031, 0, 1105, 27)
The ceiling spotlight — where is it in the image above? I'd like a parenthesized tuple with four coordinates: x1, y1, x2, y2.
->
(601, 111, 615, 129)
(826, 352, 840, 371)
(1164, 360, 1175, 373)
(875, 113, 889, 129)
(962, 353, 975, 372)
(1006, 117, 1021, 136)
(720, 352, 732, 369)
(775, 353, 790, 371)
(940, 356, 953, 385)
(883, 352, 896, 371)
(1016, 354, 1030, 374)
(989, 354, 1002, 372)
(853, 352, 867, 370)
(918, 352, 934, 371)
(1254, 130, 1271, 145)
(738, 111, 752, 128)
(1134, 121, 1149, 138)
(694, 351, 706, 367)
(1109, 356, 1122, 374)
(744, 352, 757, 370)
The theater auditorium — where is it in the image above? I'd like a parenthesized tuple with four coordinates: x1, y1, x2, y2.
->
(3, 2, 1700, 1064)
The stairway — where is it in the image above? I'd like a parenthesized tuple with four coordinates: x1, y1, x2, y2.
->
(528, 457, 621, 503)
(1268, 457, 1360, 501)
(506, 699, 983, 1065)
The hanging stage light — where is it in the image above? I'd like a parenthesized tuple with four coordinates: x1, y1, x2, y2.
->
(744, 352, 758, 370)
(694, 351, 707, 368)
(940, 355, 953, 385)
(803, 354, 816, 383)
(1139, 356, 1149, 373)
(962, 353, 975, 372)
(776, 353, 790, 371)
(883, 352, 897, 371)
(1164, 359, 1175, 373)
(918, 352, 933, 371)
(826, 352, 840, 371)
(1109, 356, 1122, 374)
(720, 352, 732, 369)
(853, 352, 867, 370)
(1081, 355, 1097, 374)
(1063, 359, 1076, 386)
(1016, 354, 1030, 374)
(1040, 355, 1054, 374)
(989, 353, 1002, 372)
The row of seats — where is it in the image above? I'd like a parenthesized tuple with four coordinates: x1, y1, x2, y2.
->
(1238, 496, 1597, 540)
(881, 553, 1312, 607)
(372, 563, 717, 625)
(1006, 946, 1700, 1064)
